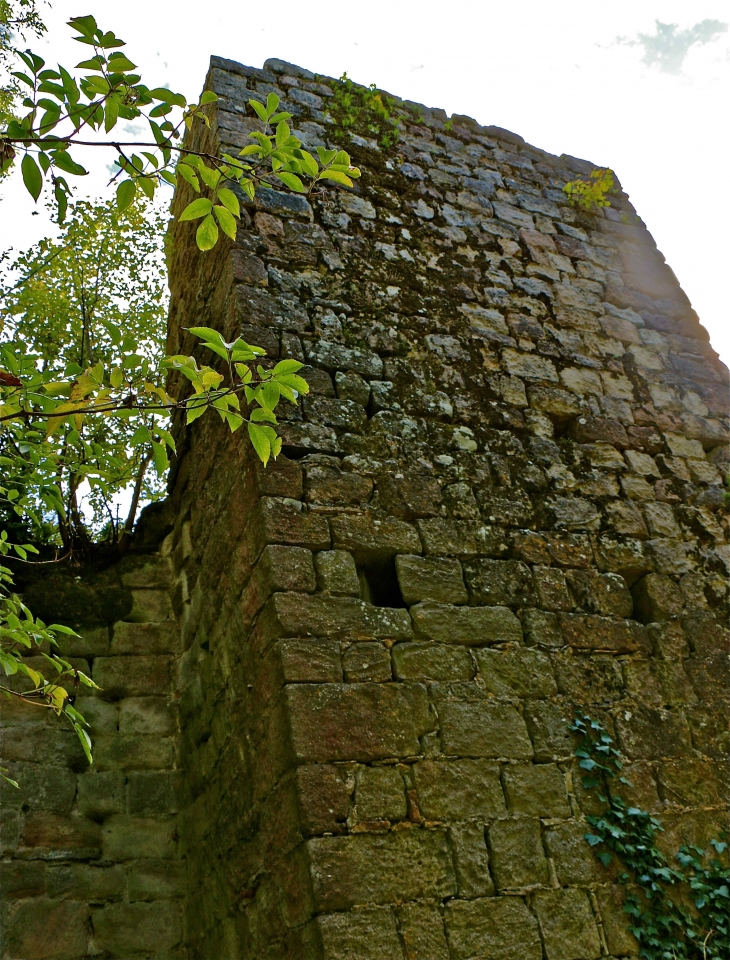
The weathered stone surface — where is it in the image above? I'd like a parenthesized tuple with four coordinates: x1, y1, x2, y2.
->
(414, 760, 505, 820)
(532, 889, 602, 960)
(392, 642, 474, 681)
(488, 819, 549, 889)
(445, 897, 543, 960)
(286, 682, 431, 761)
(476, 648, 557, 699)
(307, 829, 456, 910)
(5, 56, 727, 960)
(440, 702, 533, 759)
(411, 601, 522, 645)
(395, 555, 468, 605)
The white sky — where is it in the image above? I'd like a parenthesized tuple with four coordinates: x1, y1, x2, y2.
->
(2, 0, 729, 363)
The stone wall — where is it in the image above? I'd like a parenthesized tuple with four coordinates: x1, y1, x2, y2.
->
(0, 549, 185, 958)
(2, 54, 729, 960)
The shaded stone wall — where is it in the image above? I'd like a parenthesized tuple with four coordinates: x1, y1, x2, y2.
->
(2, 53, 729, 960)
(0, 549, 185, 958)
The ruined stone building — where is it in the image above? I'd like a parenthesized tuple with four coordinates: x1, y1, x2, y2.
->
(1, 56, 729, 960)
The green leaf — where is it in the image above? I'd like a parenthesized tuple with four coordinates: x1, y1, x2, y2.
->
(319, 169, 354, 187)
(107, 54, 137, 72)
(21, 154, 43, 202)
(200, 91, 219, 105)
(196, 215, 219, 251)
(249, 99, 268, 122)
(213, 205, 237, 240)
(187, 326, 226, 347)
(275, 172, 306, 193)
(51, 151, 87, 177)
(116, 179, 136, 211)
(275, 120, 291, 146)
(248, 422, 272, 465)
(198, 163, 221, 190)
(272, 359, 304, 376)
(179, 198, 213, 221)
(152, 441, 168, 476)
(266, 92, 280, 116)
(294, 149, 319, 178)
(216, 188, 240, 217)
(185, 399, 208, 424)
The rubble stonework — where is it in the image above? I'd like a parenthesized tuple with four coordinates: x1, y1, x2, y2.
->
(2, 54, 729, 959)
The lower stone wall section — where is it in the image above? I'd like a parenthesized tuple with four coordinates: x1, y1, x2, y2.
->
(0, 551, 185, 959)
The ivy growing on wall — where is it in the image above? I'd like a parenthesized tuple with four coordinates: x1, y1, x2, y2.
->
(323, 72, 403, 149)
(572, 714, 729, 959)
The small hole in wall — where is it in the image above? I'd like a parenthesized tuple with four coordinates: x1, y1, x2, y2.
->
(357, 556, 406, 609)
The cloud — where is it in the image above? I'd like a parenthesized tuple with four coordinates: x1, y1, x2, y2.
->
(618, 19, 728, 74)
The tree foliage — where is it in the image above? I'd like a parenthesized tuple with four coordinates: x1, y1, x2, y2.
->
(0, 8, 364, 771)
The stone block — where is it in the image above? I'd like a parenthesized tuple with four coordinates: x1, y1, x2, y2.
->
(343, 641, 391, 682)
(395, 555, 468, 605)
(45, 862, 125, 901)
(21, 812, 101, 859)
(595, 535, 653, 584)
(92, 655, 171, 698)
(476, 648, 558, 699)
(546, 495, 601, 530)
(532, 566, 573, 611)
(523, 609, 564, 648)
(503, 763, 571, 818)
(566, 570, 633, 618)
(102, 815, 177, 860)
(606, 500, 649, 540)
(417, 518, 509, 558)
(445, 897, 543, 960)
(377, 473, 443, 520)
(307, 829, 456, 910)
(440, 702, 533, 759)
(664, 432, 705, 459)
(524, 700, 576, 761)
(2, 762, 76, 814)
(462, 558, 532, 606)
(396, 901, 450, 960)
(93, 734, 175, 772)
(335, 370, 371, 406)
(655, 758, 728, 808)
(4, 899, 89, 959)
(355, 766, 407, 822)
(93, 901, 183, 954)
(0, 859, 45, 899)
(553, 652, 625, 702)
(296, 764, 352, 836)
(124, 589, 175, 623)
(315, 549, 360, 596)
(258, 543, 317, 593)
(643, 501, 680, 538)
(76, 771, 125, 821)
(683, 616, 730, 657)
(286, 682, 431, 762)
(261, 592, 413, 642)
(276, 639, 343, 682)
(615, 707, 692, 759)
(118, 697, 177, 736)
(128, 771, 182, 815)
(392, 643, 474, 682)
(558, 614, 647, 654)
(111, 620, 179, 654)
(127, 858, 188, 900)
(411, 601, 522, 645)
(543, 821, 599, 885)
(449, 821, 495, 897)
(632, 573, 683, 623)
(532, 889, 602, 960)
(254, 496, 331, 551)
(649, 538, 696, 576)
(330, 513, 421, 558)
(316, 906, 402, 960)
(596, 885, 640, 957)
(569, 417, 628, 448)
(487, 818, 548, 889)
(414, 759, 505, 820)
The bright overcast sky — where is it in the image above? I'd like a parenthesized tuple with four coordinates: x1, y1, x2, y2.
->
(2, 0, 729, 364)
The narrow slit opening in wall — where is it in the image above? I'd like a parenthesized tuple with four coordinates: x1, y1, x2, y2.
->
(357, 555, 406, 609)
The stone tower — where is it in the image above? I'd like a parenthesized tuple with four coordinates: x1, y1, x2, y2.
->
(1, 56, 728, 960)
